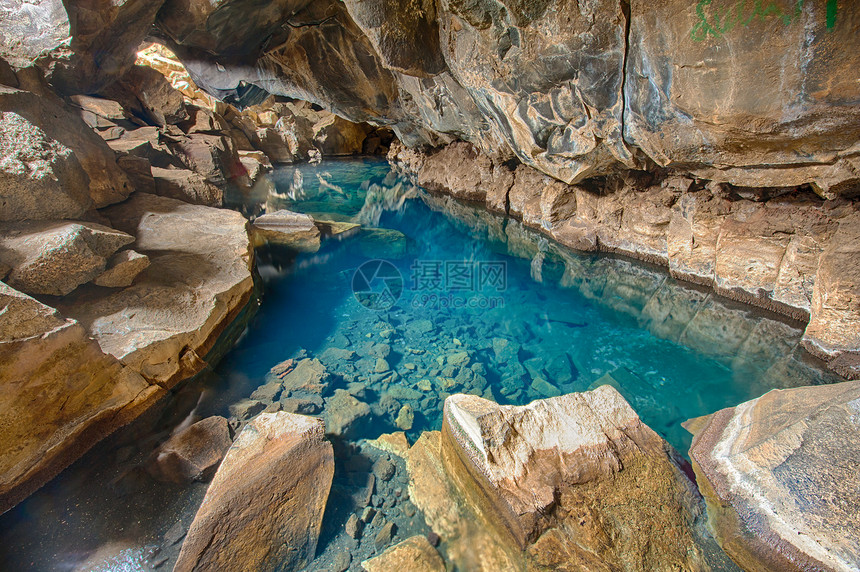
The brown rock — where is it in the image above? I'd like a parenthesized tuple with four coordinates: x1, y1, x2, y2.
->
(312, 113, 372, 156)
(165, 133, 240, 187)
(404, 388, 732, 570)
(93, 249, 150, 288)
(361, 535, 445, 572)
(804, 212, 860, 375)
(0, 107, 92, 221)
(174, 413, 334, 572)
(0, 85, 133, 208)
(252, 209, 321, 251)
(0, 0, 163, 95)
(255, 127, 294, 164)
(688, 381, 860, 572)
(0, 282, 162, 512)
(147, 416, 232, 484)
(100, 65, 187, 127)
(323, 389, 371, 437)
(152, 167, 224, 207)
(0, 220, 134, 296)
(277, 357, 330, 394)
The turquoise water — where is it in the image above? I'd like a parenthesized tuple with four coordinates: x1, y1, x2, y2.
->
(0, 158, 843, 571)
(221, 158, 841, 454)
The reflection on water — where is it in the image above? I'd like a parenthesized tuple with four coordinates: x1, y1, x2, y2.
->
(0, 158, 844, 571)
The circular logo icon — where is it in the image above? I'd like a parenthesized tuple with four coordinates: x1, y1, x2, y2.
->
(352, 259, 403, 310)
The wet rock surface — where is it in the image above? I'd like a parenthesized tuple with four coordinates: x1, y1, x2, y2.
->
(687, 381, 860, 572)
(174, 413, 334, 572)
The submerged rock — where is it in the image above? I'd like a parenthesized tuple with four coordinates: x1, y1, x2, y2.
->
(147, 416, 232, 484)
(361, 535, 445, 572)
(324, 389, 371, 438)
(174, 413, 334, 572)
(687, 381, 860, 572)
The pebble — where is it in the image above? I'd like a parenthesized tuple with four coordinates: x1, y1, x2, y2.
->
(375, 358, 390, 373)
(361, 506, 376, 523)
(403, 502, 416, 518)
(345, 514, 363, 539)
(332, 550, 351, 572)
(374, 521, 396, 550)
(372, 457, 396, 482)
(427, 531, 441, 547)
(371, 511, 385, 528)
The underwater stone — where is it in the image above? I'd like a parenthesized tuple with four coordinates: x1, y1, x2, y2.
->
(362, 535, 445, 572)
(228, 399, 266, 421)
(249, 381, 282, 403)
(324, 389, 371, 437)
(529, 378, 561, 399)
(395, 404, 414, 431)
(374, 521, 397, 550)
(147, 416, 232, 484)
(375, 358, 391, 373)
(372, 457, 396, 482)
(346, 513, 363, 539)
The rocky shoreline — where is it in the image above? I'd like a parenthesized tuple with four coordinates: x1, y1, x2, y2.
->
(389, 141, 860, 380)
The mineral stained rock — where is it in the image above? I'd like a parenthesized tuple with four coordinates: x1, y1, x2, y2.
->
(174, 413, 334, 572)
(687, 381, 860, 572)
(0, 220, 134, 296)
(407, 387, 733, 571)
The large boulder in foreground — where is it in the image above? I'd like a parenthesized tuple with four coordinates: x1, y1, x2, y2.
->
(687, 381, 860, 572)
(174, 413, 334, 572)
(406, 387, 733, 571)
(0, 282, 163, 513)
(56, 193, 254, 387)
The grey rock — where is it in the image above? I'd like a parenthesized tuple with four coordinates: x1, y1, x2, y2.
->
(345, 513, 363, 539)
(372, 457, 395, 482)
(374, 521, 396, 550)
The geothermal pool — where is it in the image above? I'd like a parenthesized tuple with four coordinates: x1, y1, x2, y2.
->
(0, 159, 842, 571)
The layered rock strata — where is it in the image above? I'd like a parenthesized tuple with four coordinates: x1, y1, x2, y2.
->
(687, 381, 860, 572)
(393, 142, 860, 379)
(0, 283, 164, 512)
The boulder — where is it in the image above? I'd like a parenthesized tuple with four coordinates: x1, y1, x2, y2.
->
(252, 209, 321, 251)
(324, 389, 371, 437)
(93, 249, 150, 288)
(361, 535, 445, 572)
(405, 387, 732, 570)
(687, 381, 860, 572)
(147, 416, 232, 484)
(238, 150, 272, 182)
(255, 127, 294, 164)
(56, 193, 254, 388)
(0, 282, 162, 512)
(100, 65, 187, 127)
(275, 357, 329, 394)
(152, 167, 224, 207)
(312, 113, 372, 156)
(0, 109, 92, 221)
(0, 85, 133, 208)
(165, 133, 241, 187)
(174, 413, 334, 572)
(0, 220, 134, 296)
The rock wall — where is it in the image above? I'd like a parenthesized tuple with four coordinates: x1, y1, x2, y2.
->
(133, 0, 859, 197)
(391, 141, 860, 380)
